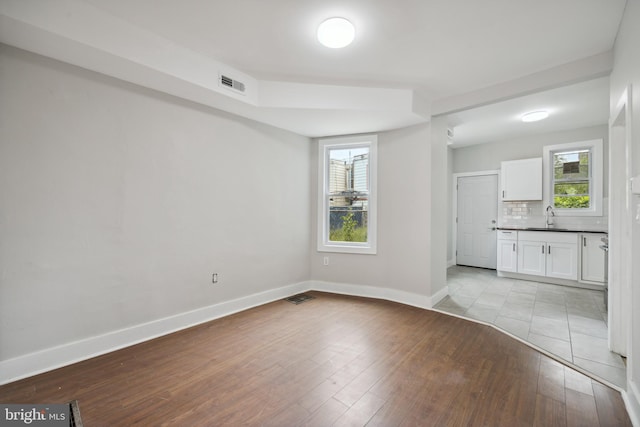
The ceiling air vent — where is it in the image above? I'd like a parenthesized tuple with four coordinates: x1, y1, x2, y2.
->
(220, 74, 246, 94)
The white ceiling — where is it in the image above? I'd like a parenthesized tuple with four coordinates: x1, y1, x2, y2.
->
(0, 0, 627, 139)
(447, 76, 611, 147)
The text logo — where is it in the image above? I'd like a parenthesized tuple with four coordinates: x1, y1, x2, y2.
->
(1, 404, 68, 426)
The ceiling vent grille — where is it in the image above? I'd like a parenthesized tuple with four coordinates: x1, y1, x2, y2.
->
(220, 74, 246, 94)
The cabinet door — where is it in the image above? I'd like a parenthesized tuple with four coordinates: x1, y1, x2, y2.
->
(580, 235, 606, 283)
(547, 242, 578, 280)
(497, 240, 518, 272)
(501, 158, 542, 201)
(517, 240, 546, 276)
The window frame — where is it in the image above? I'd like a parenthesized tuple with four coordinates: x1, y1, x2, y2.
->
(317, 135, 378, 254)
(543, 139, 603, 216)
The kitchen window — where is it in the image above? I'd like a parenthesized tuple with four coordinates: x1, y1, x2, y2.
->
(543, 139, 603, 216)
(317, 135, 377, 254)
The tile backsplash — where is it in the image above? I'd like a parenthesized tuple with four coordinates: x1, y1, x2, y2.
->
(499, 199, 608, 231)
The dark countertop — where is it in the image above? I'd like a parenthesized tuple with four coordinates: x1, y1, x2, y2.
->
(497, 227, 607, 234)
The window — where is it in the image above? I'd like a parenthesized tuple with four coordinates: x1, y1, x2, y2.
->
(553, 150, 590, 208)
(543, 139, 603, 216)
(318, 135, 377, 254)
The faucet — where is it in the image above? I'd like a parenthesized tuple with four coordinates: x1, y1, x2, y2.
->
(545, 205, 555, 228)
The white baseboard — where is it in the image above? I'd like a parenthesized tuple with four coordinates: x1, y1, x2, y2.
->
(431, 285, 449, 306)
(623, 378, 640, 427)
(309, 280, 435, 309)
(447, 258, 455, 268)
(0, 281, 308, 385)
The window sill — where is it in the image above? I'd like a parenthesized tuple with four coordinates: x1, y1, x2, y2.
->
(317, 244, 377, 255)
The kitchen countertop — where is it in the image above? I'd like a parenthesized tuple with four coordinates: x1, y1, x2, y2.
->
(497, 227, 607, 234)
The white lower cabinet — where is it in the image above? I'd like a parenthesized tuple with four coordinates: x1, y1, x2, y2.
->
(546, 241, 578, 280)
(497, 231, 518, 272)
(511, 232, 578, 280)
(580, 233, 606, 284)
(517, 240, 546, 276)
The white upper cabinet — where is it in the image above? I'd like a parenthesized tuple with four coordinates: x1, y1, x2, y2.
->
(501, 158, 542, 201)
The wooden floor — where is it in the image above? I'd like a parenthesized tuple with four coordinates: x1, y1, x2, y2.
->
(0, 292, 631, 426)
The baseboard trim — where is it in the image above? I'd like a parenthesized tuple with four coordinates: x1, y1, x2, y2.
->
(623, 378, 640, 427)
(447, 259, 455, 268)
(0, 281, 308, 385)
(431, 285, 449, 306)
(309, 280, 434, 309)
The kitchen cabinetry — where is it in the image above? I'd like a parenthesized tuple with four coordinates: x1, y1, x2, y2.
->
(579, 233, 606, 284)
(517, 239, 546, 276)
(517, 231, 578, 280)
(497, 230, 518, 272)
(501, 158, 542, 201)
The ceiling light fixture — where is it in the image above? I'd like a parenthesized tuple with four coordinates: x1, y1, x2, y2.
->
(521, 110, 549, 122)
(317, 17, 355, 48)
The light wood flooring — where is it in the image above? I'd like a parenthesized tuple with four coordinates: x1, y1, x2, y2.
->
(0, 292, 632, 426)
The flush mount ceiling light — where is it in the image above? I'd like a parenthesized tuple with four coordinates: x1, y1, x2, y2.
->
(521, 110, 549, 122)
(317, 17, 355, 48)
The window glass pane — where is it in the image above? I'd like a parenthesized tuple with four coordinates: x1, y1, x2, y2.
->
(328, 147, 369, 196)
(554, 151, 589, 180)
(554, 182, 589, 195)
(554, 195, 590, 208)
(328, 199, 368, 242)
(327, 146, 370, 243)
(553, 150, 590, 209)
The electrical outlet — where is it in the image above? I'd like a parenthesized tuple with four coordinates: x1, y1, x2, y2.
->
(212, 273, 218, 284)
(323, 257, 329, 266)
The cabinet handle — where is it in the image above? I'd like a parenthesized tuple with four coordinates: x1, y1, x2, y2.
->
(541, 245, 545, 254)
(513, 243, 516, 251)
(583, 237, 587, 247)
(548, 245, 551, 254)
(502, 190, 505, 198)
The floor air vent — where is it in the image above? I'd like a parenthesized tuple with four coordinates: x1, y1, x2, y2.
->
(285, 294, 315, 305)
(69, 400, 84, 427)
(220, 74, 246, 94)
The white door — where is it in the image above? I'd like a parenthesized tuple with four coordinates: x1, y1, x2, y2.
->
(518, 240, 546, 276)
(546, 242, 578, 280)
(456, 174, 498, 269)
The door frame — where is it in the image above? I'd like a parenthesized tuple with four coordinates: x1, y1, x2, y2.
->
(608, 86, 633, 357)
(451, 170, 500, 268)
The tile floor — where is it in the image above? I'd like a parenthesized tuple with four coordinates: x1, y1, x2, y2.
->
(434, 265, 626, 388)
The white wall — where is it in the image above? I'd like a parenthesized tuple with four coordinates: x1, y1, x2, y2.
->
(446, 146, 454, 265)
(309, 124, 433, 301)
(452, 124, 609, 190)
(610, 0, 640, 423)
(0, 45, 311, 362)
(429, 116, 449, 297)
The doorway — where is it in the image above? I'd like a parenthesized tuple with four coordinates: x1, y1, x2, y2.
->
(455, 173, 499, 269)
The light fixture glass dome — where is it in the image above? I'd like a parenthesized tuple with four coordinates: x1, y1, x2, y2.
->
(317, 17, 355, 48)
(521, 110, 549, 122)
